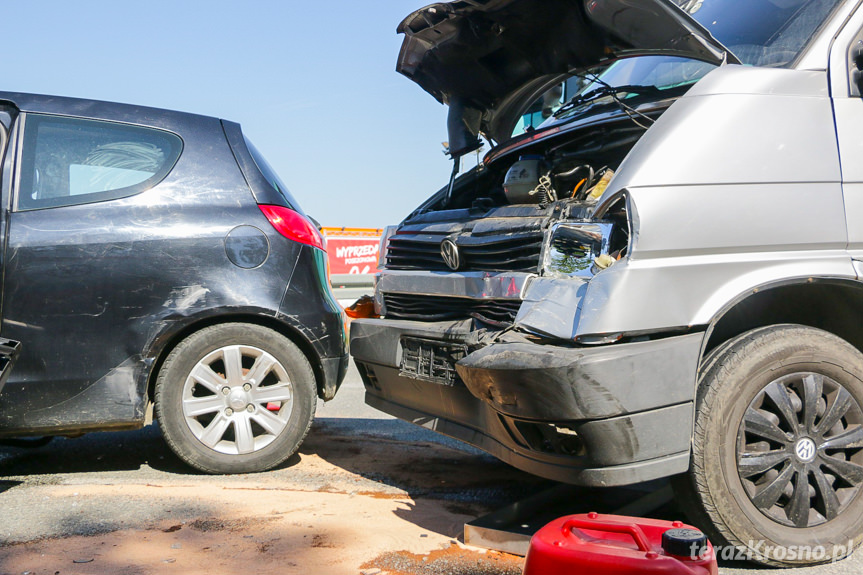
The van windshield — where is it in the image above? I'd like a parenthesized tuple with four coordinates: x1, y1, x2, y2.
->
(513, 0, 842, 135)
(677, 0, 843, 68)
(514, 55, 715, 134)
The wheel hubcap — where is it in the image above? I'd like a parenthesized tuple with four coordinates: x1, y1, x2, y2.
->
(181, 345, 294, 456)
(794, 437, 817, 463)
(227, 388, 248, 411)
(737, 372, 863, 528)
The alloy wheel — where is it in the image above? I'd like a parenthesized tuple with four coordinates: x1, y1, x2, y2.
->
(181, 345, 294, 455)
(737, 372, 863, 528)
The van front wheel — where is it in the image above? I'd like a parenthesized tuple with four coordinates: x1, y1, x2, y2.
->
(678, 324, 863, 566)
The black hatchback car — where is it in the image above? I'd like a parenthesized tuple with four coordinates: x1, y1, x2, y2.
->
(0, 92, 348, 474)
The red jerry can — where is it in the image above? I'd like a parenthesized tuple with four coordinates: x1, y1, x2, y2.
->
(523, 513, 718, 575)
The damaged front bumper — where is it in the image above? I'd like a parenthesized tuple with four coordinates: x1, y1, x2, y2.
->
(351, 317, 703, 486)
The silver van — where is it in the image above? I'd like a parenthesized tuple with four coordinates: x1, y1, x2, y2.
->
(352, 0, 863, 565)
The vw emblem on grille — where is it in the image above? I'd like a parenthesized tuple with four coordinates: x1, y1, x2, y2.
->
(440, 239, 461, 271)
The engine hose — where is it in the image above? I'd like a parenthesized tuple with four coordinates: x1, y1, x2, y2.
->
(555, 164, 593, 179)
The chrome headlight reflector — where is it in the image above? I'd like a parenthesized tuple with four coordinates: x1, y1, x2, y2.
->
(543, 222, 614, 278)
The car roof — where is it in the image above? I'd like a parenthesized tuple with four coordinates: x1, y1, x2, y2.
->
(0, 91, 222, 132)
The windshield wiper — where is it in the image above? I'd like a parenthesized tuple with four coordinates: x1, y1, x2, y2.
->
(553, 84, 662, 118)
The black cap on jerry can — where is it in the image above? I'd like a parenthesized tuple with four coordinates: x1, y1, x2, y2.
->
(661, 528, 709, 558)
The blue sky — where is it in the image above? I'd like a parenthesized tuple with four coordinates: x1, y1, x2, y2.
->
(4, 1, 456, 228)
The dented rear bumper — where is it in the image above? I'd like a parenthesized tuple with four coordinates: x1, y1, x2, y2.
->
(351, 317, 703, 486)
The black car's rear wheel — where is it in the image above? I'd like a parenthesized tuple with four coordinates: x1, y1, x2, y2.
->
(676, 325, 863, 566)
(155, 323, 316, 474)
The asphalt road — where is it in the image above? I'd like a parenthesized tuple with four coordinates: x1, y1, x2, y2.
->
(0, 362, 861, 574)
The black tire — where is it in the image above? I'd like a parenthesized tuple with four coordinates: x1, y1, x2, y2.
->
(675, 324, 863, 566)
(155, 323, 316, 474)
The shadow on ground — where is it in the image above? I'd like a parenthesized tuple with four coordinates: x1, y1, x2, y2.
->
(304, 418, 554, 512)
(0, 424, 311, 478)
(0, 426, 193, 476)
(0, 479, 21, 494)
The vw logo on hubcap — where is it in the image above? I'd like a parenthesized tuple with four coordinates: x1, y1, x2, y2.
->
(795, 437, 817, 463)
(440, 239, 461, 271)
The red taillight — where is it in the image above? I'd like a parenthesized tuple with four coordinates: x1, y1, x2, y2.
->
(259, 205, 325, 251)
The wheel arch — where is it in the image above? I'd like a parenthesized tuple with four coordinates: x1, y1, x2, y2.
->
(142, 312, 328, 406)
(701, 277, 863, 372)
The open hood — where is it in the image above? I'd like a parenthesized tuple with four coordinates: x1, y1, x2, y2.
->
(397, 0, 737, 154)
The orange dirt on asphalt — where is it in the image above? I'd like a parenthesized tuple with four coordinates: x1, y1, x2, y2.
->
(0, 481, 523, 575)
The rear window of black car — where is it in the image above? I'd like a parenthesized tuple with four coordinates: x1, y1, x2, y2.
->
(244, 135, 301, 210)
(17, 114, 182, 211)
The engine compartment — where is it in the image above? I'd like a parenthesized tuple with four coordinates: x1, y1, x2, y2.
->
(434, 115, 647, 214)
(387, 104, 668, 277)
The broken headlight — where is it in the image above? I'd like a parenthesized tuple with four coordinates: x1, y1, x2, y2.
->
(542, 222, 614, 278)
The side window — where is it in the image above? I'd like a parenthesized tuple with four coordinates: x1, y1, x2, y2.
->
(512, 75, 596, 137)
(849, 31, 863, 97)
(513, 82, 566, 136)
(16, 114, 182, 211)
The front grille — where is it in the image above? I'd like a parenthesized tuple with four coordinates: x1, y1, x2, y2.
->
(383, 293, 522, 323)
(387, 232, 543, 273)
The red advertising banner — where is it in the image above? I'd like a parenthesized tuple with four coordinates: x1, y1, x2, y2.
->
(322, 228, 382, 275)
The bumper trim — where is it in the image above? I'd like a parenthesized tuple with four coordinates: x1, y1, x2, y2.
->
(455, 333, 704, 421)
(377, 270, 533, 301)
(365, 391, 690, 486)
